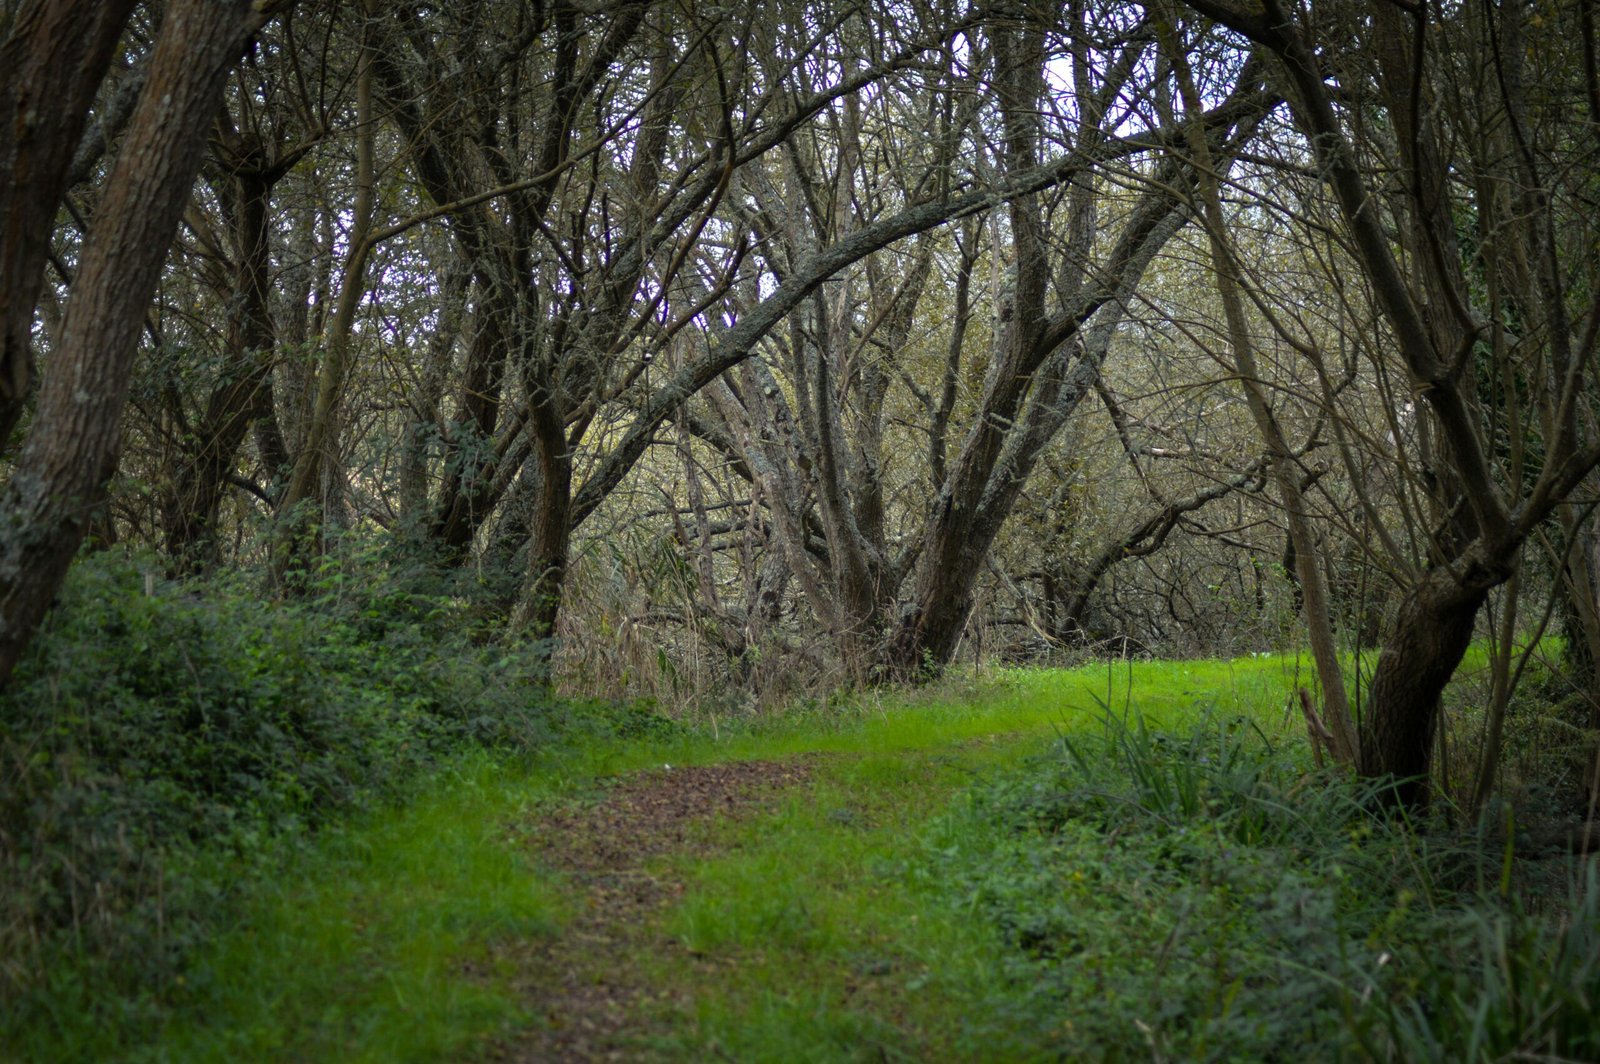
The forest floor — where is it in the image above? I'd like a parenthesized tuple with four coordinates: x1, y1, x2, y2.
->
(25, 655, 1600, 1062)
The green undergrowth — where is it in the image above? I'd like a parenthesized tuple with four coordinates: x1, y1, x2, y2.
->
(0, 551, 670, 1059)
(26, 756, 566, 1063)
(9, 636, 1596, 1061)
(648, 697, 1600, 1062)
(6, 643, 1312, 1056)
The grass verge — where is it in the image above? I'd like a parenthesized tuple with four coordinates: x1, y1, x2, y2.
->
(641, 680, 1599, 1061)
(24, 756, 565, 1063)
(12, 650, 1598, 1061)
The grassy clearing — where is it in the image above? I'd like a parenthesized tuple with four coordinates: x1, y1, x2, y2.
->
(635, 662, 1599, 1062)
(13, 652, 1597, 1061)
(631, 661, 1315, 1061)
(649, 740, 1054, 1061)
(588, 652, 1313, 773)
(12, 655, 1303, 1060)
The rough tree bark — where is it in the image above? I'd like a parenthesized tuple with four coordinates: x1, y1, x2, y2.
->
(0, 0, 278, 688)
(0, 0, 140, 446)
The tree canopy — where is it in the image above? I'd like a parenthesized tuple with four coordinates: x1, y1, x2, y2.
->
(3, 0, 1600, 810)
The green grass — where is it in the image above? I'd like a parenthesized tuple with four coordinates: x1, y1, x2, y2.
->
(14, 654, 1303, 1060)
(584, 653, 1312, 773)
(10, 755, 566, 1063)
(18, 651, 1596, 1062)
(629, 658, 1317, 1062)
(631, 662, 1599, 1062)
(651, 741, 1056, 1061)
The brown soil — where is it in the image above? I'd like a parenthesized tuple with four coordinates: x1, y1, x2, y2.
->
(487, 757, 820, 1062)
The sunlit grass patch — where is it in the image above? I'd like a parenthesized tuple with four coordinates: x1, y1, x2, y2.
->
(579, 652, 1310, 777)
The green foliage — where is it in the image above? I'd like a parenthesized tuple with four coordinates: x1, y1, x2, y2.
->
(8, 652, 1596, 1060)
(919, 708, 1600, 1061)
(1351, 868, 1600, 1063)
(612, 663, 1317, 1060)
(7, 753, 566, 1063)
(0, 550, 674, 1050)
(912, 714, 1366, 1059)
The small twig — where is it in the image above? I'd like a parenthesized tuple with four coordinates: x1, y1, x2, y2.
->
(1298, 688, 1335, 769)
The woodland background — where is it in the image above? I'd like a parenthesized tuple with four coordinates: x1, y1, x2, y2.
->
(3, 0, 1600, 1049)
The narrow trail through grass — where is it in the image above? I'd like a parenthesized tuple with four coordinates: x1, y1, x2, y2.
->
(70, 655, 1323, 1062)
(49, 653, 1600, 1062)
(494, 758, 824, 1060)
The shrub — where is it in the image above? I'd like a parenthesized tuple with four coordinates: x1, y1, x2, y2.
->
(1351, 867, 1600, 1063)
(0, 549, 633, 1037)
(918, 709, 1600, 1060)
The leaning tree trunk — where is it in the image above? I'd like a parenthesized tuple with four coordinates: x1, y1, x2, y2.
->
(879, 17, 1266, 681)
(1360, 565, 1498, 807)
(1161, 20, 1358, 763)
(0, 0, 140, 447)
(0, 0, 262, 688)
(1173, 0, 1589, 808)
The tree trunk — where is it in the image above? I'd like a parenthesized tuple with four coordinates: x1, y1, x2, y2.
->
(1361, 568, 1494, 807)
(883, 10, 1050, 677)
(399, 260, 468, 527)
(0, 0, 140, 447)
(511, 399, 572, 647)
(428, 270, 512, 560)
(883, 190, 1195, 678)
(877, 26, 1266, 681)
(0, 0, 260, 688)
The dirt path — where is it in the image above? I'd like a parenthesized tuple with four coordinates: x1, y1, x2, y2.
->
(489, 757, 821, 1061)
